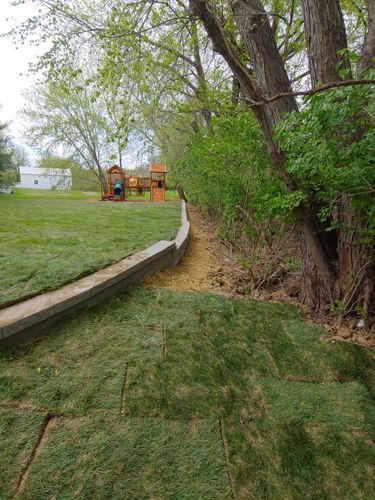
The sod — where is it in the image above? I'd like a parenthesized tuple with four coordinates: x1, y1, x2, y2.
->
(19, 414, 230, 499)
(0, 287, 374, 498)
(224, 418, 375, 499)
(0, 409, 46, 498)
(0, 199, 181, 307)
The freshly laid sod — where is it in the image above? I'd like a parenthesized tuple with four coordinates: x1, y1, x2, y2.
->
(0, 287, 374, 498)
(20, 415, 229, 499)
(0, 198, 181, 307)
(0, 409, 46, 499)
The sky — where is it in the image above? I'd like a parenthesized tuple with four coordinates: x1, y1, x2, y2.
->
(0, 0, 44, 142)
(0, 0, 145, 168)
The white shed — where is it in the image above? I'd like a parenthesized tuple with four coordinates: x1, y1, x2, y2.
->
(19, 167, 72, 190)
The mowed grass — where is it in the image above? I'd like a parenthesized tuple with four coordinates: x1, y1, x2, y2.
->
(165, 189, 179, 201)
(8, 188, 98, 199)
(0, 287, 374, 498)
(0, 197, 181, 307)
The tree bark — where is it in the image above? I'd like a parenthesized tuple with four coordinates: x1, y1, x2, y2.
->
(358, 0, 375, 75)
(189, 11, 213, 128)
(230, 0, 298, 121)
(301, 0, 351, 86)
(231, 0, 338, 309)
(190, 0, 337, 310)
(302, 0, 375, 319)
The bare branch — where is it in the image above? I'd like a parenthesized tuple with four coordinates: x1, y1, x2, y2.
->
(246, 79, 375, 106)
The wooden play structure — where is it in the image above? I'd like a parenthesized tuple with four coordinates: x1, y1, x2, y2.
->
(101, 164, 166, 202)
(150, 163, 166, 202)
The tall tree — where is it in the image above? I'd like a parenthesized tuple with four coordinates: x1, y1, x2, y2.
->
(189, 0, 338, 309)
(302, 0, 374, 319)
(21, 79, 120, 189)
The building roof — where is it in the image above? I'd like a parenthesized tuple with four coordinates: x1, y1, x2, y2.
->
(19, 167, 72, 176)
(149, 163, 166, 173)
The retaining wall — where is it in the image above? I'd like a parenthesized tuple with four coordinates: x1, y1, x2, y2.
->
(0, 201, 190, 349)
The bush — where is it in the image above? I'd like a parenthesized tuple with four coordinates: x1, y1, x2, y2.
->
(0, 169, 17, 189)
(172, 111, 286, 240)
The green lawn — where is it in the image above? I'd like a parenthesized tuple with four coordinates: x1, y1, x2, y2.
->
(0, 197, 181, 307)
(0, 287, 374, 498)
(9, 188, 98, 199)
(165, 189, 179, 201)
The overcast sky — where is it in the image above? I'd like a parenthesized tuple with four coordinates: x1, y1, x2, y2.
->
(0, 0, 44, 142)
(0, 1, 147, 167)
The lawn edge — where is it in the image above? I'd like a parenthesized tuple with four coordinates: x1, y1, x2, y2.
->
(0, 201, 189, 348)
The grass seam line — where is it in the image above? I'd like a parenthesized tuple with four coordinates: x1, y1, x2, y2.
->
(120, 364, 129, 415)
(15, 413, 58, 496)
(218, 419, 236, 499)
(162, 325, 167, 361)
(0, 402, 43, 413)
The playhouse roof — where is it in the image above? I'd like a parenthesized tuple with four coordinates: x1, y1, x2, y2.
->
(108, 165, 125, 174)
(149, 163, 166, 173)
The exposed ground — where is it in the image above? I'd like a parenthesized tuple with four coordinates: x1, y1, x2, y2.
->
(0, 197, 180, 308)
(147, 205, 375, 350)
(144, 205, 245, 294)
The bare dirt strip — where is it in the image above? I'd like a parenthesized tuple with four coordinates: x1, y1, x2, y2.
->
(143, 205, 233, 293)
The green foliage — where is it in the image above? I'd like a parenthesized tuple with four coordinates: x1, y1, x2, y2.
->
(0, 169, 17, 190)
(38, 155, 100, 191)
(276, 83, 375, 239)
(21, 78, 121, 187)
(172, 111, 286, 239)
(0, 121, 21, 188)
(0, 122, 14, 173)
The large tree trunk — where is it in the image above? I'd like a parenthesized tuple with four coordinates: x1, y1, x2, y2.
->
(189, 11, 213, 128)
(358, 0, 375, 75)
(231, 0, 338, 310)
(190, 0, 337, 310)
(301, 0, 351, 308)
(230, 0, 298, 120)
(302, 0, 375, 321)
(302, 0, 351, 86)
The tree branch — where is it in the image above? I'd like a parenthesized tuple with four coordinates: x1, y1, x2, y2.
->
(246, 79, 375, 106)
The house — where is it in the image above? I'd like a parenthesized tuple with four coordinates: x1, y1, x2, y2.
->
(19, 167, 72, 190)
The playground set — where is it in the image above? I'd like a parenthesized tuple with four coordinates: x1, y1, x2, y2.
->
(101, 164, 167, 202)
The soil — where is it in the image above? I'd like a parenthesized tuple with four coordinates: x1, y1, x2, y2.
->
(144, 204, 375, 351)
(143, 205, 244, 295)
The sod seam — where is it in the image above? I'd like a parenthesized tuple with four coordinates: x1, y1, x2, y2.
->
(16, 413, 58, 496)
(162, 325, 167, 361)
(219, 418, 236, 499)
(120, 364, 129, 416)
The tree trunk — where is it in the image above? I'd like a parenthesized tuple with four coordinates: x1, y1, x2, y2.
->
(230, 0, 338, 309)
(301, 0, 351, 86)
(189, 11, 213, 128)
(231, 0, 298, 121)
(358, 0, 375, 75)
(190, 0, 337, 310)
(302, 0, 375, 321)
(96, 164, 108, 193)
